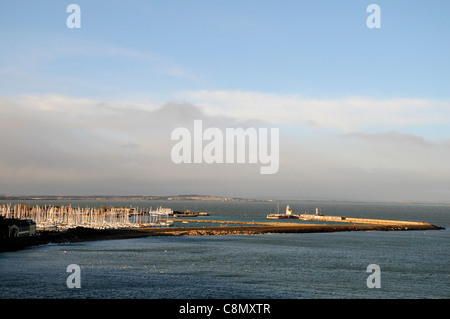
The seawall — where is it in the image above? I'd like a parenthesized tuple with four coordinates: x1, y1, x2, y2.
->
(298, 214, 435, 226)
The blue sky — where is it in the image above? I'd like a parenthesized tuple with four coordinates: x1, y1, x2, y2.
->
(1, 0, 449, 99)
(1, 1, 450, 201)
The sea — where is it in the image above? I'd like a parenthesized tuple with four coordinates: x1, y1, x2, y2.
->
(0, 199, 449, 300)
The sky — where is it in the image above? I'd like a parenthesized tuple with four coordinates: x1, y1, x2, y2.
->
(0, 0, 449, 202)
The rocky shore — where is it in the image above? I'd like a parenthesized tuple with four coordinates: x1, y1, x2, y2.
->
(0, 227, 149, 252)
(0, 221, 443, 252)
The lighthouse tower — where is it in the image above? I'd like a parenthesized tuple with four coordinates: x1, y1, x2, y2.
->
(286, 205, 293, 216)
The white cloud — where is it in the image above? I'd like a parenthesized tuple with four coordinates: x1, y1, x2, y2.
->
(1, 93, 450, 201)
(179, 90, 450, 135)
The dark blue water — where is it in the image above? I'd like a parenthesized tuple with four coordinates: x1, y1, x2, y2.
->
(1, 200, 449, 299)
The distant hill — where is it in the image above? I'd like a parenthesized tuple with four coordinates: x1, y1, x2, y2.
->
(0, 195, 271, 202)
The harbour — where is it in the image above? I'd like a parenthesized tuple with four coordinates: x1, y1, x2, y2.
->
(2, 0, 449, 303)
(0, 217, 443, 252)
(1, 199, 449, 299)
(0, 201, 443, 252)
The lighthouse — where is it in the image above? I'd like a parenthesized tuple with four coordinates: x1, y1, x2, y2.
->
(286, 205, 293, 216)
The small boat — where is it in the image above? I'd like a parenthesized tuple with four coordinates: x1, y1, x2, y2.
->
(198, 212, 210, 216)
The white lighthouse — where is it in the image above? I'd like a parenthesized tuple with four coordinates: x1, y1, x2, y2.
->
(286, 205, 293, 216)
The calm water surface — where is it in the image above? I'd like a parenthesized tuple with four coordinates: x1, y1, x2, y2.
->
(1, 200, 449, 299)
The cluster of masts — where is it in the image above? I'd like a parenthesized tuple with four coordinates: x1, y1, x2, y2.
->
(0, 204, 174, 231)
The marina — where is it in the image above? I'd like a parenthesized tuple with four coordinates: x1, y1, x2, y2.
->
(1, 208, 443, 252)
(0, 204, 174, 231)
(0, 216, 443, 253)
(0, 200, 445, 253)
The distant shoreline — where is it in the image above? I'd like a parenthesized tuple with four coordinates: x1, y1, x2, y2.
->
(0, 195, 271, 202)
(2, 195, 450, 206)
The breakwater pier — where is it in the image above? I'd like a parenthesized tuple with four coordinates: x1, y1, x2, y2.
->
(1, 216, 443, 252)
(297, 214, 434, 227)
(267, 205, 438, 228)
(1, 218, 442, 252)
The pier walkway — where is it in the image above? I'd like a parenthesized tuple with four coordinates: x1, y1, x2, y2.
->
(297, 214, 433, 227)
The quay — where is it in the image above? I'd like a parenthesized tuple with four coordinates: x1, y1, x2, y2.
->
(267, 205, 436, 227)
(297, 214, 433, 227)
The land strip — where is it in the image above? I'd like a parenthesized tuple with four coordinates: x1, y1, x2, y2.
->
(1, 219, 443, 252)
